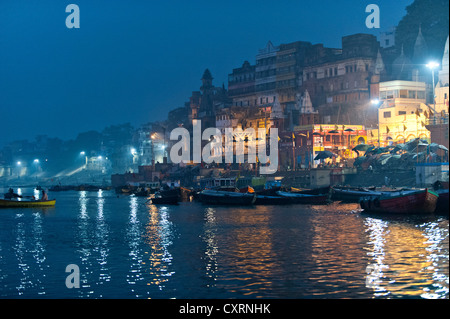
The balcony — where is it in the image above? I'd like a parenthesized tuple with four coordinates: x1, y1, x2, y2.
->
(426, 114, 449, 126)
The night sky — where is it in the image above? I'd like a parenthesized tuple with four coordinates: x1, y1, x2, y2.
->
(0, 0, 413, 147)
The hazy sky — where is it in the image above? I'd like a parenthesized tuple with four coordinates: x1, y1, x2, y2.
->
(0, 0, 413, 146)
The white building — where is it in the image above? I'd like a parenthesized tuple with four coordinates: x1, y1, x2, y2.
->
(377, 80, 430, 145)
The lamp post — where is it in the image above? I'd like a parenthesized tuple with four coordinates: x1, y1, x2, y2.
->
(426, 61, 439, 124)
(371, 99, 382, 147)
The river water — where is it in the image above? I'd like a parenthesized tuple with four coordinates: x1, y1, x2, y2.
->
(0, 188, 448, 299)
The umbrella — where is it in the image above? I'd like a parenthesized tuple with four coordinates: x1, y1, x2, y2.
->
(379, 154, 392, 165)
(328, 130, 339, 134)
(438, 144, 448, 151)
(312, 132, 322, 136)
(344, 128, 355, 132)
(314, 150, 337, 160)
(353, 143, 371, 151)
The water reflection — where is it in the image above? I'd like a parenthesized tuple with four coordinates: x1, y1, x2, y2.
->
(210, 207, 279, 297)
(310, 210, 368, 297)
(12, 211, 47, 296)
(420, 220, 449, 299)
(126, 196, 145, 297)
(13, 214, 28, 295)
(94, 189, 110, 291)
(74, 190, 112, 297)
(143, 204, 175, 291)
(203, 207, 218, 286)
(364, 216, 449, 299)
(365, 217, 389, 297)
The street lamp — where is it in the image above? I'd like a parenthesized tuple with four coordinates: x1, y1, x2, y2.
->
(80, 151, 87, 166)
(426, 61, 439, 124)
(371, 99, 382, 147)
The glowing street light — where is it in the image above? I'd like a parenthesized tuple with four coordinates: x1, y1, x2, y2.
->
(371, 99, 382, 147)
(33, 159, 39, 163)
(426, 61, 439, 123)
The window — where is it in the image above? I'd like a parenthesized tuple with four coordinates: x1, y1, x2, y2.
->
(408, 90, 416, 99)
(417, 91, 425, 99)
(398, 111, 406, 115)
(400, 90, 408, 98)
(383, 111, 391, 118)
(386, 90, 394, 99)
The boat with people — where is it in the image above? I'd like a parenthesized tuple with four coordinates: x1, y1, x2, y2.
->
(0, 198, 56, 208)
(199, 189, 256, 205)
(359, 188, 438, 214)
(276, 191, 329, 205)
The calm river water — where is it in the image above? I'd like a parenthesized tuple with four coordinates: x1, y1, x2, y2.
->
(0, 188, 448, 299)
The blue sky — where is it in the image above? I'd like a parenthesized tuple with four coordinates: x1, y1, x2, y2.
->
(0, 0, 413, 146)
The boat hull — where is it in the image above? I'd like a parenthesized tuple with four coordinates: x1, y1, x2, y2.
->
(0, 199, 56, 208)
(254, 195, 292, 205)
(360, 189, 438, 214)
(151, 196, 179, 205)
(331, 187, 382, 202)
(435, 189, 449, 214)
(276, 191, 328, 205)
(199, 190, 256, 205)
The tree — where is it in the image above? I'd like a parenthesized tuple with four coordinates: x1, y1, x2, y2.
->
(395, 0, 449, 60)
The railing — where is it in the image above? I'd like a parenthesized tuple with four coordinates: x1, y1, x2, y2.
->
(426, 114, 449, 126)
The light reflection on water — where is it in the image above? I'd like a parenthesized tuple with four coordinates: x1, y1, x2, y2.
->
(0, 188, 448, 299)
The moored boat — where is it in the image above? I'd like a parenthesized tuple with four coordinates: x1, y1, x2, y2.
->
(254, 195, 292, 205)
(0, 199, 56, 208)
(435, 189, 449, 214)
(331, 186, 383, 202)
(276, 191, 328, 205)
(199, 190, 256, 205)
(360, 188, 438, 214)
(150, 195, 179, 205)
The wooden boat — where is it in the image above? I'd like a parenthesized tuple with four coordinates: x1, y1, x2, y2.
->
(331, 186, 383, 202)
(435, 189, 449, 214)
(0, 199, 56, 208)
(291, 186, 330, 195)
(199, 190, 256, 205)
(360, 188, 438, 214)
(150, 195, 179, 205)
(276, 191, 329, 205)
(254, 195, 292, 205)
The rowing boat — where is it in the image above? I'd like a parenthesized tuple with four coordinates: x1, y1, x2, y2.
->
(360, 188, 438, 214)
(0, 199, 56, 208)
(199, 190, 256, 205)
(276, 191, 329, 205)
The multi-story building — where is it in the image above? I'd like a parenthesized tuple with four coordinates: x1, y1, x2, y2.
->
(302, 34, 383, 127)
(375, 80, 430, 146)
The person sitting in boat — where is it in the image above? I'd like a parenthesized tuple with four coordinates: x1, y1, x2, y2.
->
(4, 188, 21, 199)
(41, 190, 48, 201)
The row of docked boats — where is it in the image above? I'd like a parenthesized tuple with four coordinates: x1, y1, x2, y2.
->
(149, 186, 331, 206)
(148, 184, 448, 215)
